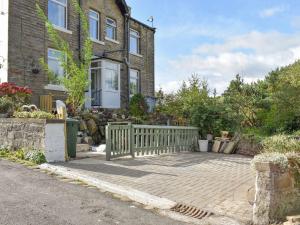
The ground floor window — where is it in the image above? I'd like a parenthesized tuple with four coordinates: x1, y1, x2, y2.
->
(47, 48, 64, 84)
(130, 69, 140, 96)
(103, 62, 119, 91)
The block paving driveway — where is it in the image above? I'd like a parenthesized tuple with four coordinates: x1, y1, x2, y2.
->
(58, 152, 254, 223)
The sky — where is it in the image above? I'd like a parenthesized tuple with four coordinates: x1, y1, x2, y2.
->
(126, 0, 300, 94)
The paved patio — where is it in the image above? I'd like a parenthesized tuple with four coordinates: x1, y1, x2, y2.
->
(57, 152, 254, 222)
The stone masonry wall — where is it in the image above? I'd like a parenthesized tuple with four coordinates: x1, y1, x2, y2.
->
(253, 162, 300, 225)
(8, 0, 155, 109)
(0, 118, 46, 151)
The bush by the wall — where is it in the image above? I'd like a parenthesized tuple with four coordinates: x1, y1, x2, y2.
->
(13, 111, 55, 119)
(262, 134, 300, 154)
(129, 94, 148, 118)
(0, 97, 13, 114)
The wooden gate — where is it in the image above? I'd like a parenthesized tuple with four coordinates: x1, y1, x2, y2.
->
(106, 123, 199, 161)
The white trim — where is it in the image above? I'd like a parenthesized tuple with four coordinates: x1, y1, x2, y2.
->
(105, 17, 117, 41)
(91, 38, 105, 45)
(130, 52, 143, 58)
(53, 25, 72, 34)
(105, 37, 120, 44)
(44, 84, 66, 91)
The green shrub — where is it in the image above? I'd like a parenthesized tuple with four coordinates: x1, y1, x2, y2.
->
(24, 150, 46, 164)
(13, 111, 55, 119)
(129, 94, 148, 118)
(0, 97, 13, 114)
(262, 134, 300, 154)
(251, 153, 289, 170)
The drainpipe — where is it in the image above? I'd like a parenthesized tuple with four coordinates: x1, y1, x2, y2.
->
(124, 12, 131, 108)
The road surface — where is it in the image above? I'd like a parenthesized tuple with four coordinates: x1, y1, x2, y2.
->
(0, 159, 186, 225)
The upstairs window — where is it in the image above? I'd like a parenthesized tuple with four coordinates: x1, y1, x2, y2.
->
(89, 10, 100, 40)
(106, 18, 117, 40)
(130, 69, 140, 96)
(48, 49, 64, 84)
(130, 29, 140, 54)
(48, 0, 67, 29)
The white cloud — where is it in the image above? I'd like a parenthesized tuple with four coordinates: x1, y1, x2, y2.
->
(259, 5, 287, 18)
(156, 31, 300, 94)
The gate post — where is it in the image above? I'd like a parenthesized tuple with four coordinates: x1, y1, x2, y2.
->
(129, 123, 135, 158)
(105, 124, 111, 161)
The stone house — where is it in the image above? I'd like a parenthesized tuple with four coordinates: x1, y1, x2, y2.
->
(0, 0, 155, 109)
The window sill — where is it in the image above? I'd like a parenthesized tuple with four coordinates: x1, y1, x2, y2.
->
(53, 25, 73, 34)
(91, 38, 105, 45)
(130, 52, 143, 58)
(44, 84, 66, 92)
(105, 37, 120, 44)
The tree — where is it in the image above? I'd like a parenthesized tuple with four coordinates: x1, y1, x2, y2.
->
(36, 1, 92, 115)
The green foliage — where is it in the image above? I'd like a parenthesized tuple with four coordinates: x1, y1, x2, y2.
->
(24, 150, 46, 164)
(36, 1, 92, 114)
(262, 134, 300, 154)
(13, 111, 55, 119)
(0, 97, 13, 114)
(129, 94, 148, 118)
(0, 148, 46, 165)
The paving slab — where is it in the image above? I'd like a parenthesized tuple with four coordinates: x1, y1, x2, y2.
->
(53, 152, 254, 223)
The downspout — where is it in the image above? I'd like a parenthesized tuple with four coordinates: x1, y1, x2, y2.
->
(124, 12, 131, 108)
(78, 0, 82, 60)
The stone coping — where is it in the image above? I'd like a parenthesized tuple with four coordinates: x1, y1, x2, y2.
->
(0, 118, 65, 124)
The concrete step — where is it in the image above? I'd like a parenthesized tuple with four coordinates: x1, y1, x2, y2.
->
(76, 144, 90, 152)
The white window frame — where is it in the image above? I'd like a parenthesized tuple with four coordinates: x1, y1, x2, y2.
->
(105, 17, 117, 41)
(89, 9, 100, 41)
(129, 69, 140, 96)
(48, 0, 68, 30)
(130, 29, 140, 55)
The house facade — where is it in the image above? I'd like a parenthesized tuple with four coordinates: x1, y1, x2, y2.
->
(0, 0, 155, 109)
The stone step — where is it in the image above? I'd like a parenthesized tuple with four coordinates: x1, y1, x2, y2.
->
(76, 144, 90, 152)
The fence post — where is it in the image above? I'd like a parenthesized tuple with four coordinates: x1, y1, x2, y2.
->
(106, 124, 111, 161)
(129, 123, 135, 158)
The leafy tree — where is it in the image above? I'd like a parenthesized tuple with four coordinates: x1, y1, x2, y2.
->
(36, 1, 92, 115)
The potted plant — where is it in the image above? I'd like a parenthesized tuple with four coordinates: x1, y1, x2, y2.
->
(0, 97, 13, 118)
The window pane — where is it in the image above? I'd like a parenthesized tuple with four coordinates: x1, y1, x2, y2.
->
(104, 69, 118, 91)
(130, 70, 139, 95)
(48, 0, 66, 28)
(89, 18, 98, 40)
(106, 25, 115, 40)
(48, 49, 64, 84)
(89, 10, 98, 19)
(130, 36, 138, 54)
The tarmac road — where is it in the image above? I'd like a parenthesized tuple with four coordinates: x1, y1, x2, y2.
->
(0, 159, 186, 225)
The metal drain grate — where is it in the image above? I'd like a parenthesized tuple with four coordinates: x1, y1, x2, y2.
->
(171, 204, 213, 220)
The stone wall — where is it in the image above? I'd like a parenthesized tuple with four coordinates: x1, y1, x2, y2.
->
(0, 118, 66, 162)
(253, 161, 300, 225)
(236, 138, 261, 156)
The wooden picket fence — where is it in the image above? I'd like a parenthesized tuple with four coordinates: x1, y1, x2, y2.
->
(106, 122, 199, 161)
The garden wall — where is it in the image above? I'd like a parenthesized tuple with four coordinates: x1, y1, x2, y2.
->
(0, 118, 66, 162)
(253, 161, 300, 225)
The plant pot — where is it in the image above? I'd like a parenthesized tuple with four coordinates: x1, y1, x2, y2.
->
(198, 140, 209, 152)
(207, 134, 214, 141)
